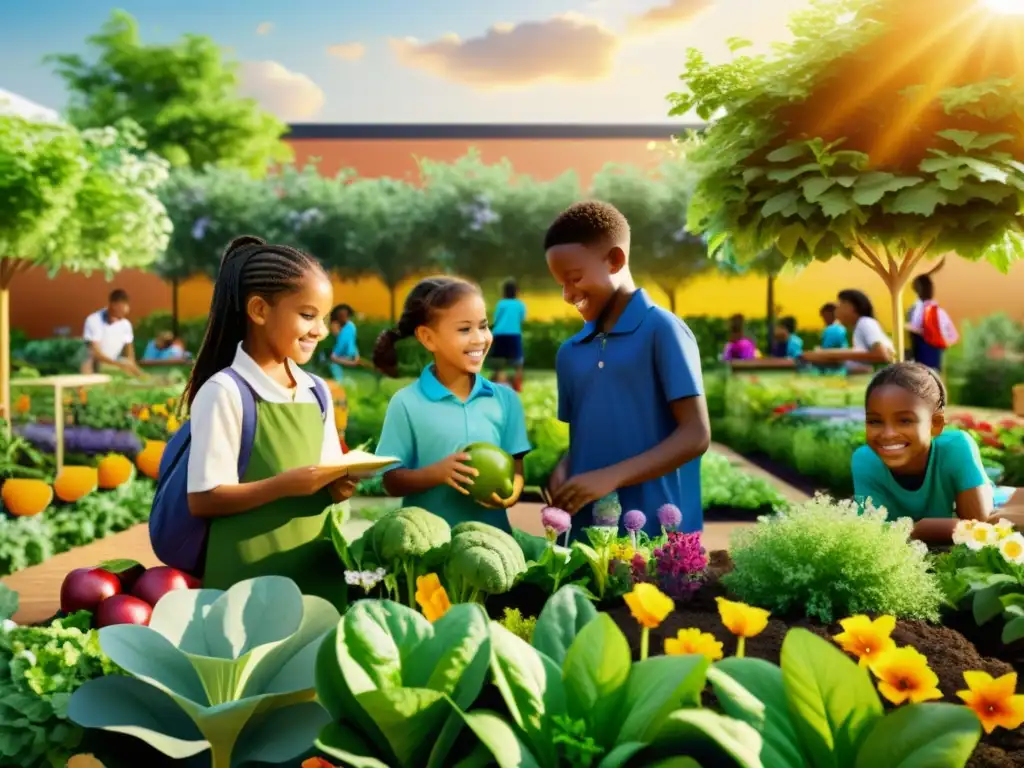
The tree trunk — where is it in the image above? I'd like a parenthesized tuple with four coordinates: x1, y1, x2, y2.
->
(0, 283, 9, 434)
(765, 274, 776, 356)
(171, 277, 180, 337)
(890, 285, 906, 363)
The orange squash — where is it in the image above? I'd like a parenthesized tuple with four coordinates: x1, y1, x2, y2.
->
(54, 466, 99, 503)
(136, 441, 166, 480)
(97, 454, 134, 489)
(1, 478, 53, 516)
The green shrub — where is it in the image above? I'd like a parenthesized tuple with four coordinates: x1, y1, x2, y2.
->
(723, 494, 944, 623)
(945, 313, 1024, 410)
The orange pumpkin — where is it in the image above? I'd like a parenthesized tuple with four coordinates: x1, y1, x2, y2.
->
(1, 478, 53, 516)
(136, 441, 166, 480)
(97, 454, 134, 489)
(54, 466, 99, 503)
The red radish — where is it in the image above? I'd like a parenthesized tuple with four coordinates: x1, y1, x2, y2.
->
(95, 594, 153, 627)
(61, 567, 121, 614)
(112, 563, 146, 592)
(182, 573, 202, 589)
(131, 566, 192, 607)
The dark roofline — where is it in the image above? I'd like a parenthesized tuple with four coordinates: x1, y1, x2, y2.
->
(285, 123, 701, 140)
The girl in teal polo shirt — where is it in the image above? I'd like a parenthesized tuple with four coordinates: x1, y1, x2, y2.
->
(852, 362, 1018, 543)
(372, 276, 531, 531)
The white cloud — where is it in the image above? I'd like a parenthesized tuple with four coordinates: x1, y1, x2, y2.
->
(256, 22, 273, 36)
(237, 60, 325, 121)
(327, 42, 367, 61)
(389, 13, 620, 89)
(627, 0, 714, 36)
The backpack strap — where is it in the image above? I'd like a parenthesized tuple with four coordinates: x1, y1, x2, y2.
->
(223, 368, 260, 479)
(308, 373, 330, 420)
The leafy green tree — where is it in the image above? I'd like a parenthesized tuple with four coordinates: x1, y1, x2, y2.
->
(590, 161, 709, 315)
(0, 116, 170, 421)
(48, 10, 291, 176)
(418, 151, 579, 291)
(671, 0, 1024, 359)
(335, 177, 437, 323)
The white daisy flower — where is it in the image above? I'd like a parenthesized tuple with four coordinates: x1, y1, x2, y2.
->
(999, 533, 1024, 565)
(952, 519, 977, 546)
(965, 521, 996, 551)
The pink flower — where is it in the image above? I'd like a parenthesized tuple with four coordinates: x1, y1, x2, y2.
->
(541, 506, 571, 536)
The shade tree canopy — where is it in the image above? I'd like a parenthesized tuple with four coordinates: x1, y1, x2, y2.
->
(671, 0, 1024, 359)
(49, 10, 291, 176)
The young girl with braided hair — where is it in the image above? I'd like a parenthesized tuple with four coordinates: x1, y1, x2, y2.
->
(373, 276, 531, 531)
(184, 235, 354, 600)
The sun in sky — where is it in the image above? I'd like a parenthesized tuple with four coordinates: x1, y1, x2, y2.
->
(984, 0, 1024, 13)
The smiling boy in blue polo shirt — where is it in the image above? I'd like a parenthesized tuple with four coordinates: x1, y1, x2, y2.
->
(544, 201, 711, 537)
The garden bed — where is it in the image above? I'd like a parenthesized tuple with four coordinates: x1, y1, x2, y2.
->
(597, 551, 1023, 768)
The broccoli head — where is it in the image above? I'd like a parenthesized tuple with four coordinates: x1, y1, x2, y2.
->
(446, 523, 527, 603)
(369, 507, 451, 606)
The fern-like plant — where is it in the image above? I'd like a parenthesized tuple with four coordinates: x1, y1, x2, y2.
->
(723, 494, 943, 622)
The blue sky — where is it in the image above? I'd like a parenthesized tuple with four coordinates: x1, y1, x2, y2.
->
(2, 0, 813, 123)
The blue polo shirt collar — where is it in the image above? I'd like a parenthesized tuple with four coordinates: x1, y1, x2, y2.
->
(418, 365, 495, 402)
(569, 289, 655, 344)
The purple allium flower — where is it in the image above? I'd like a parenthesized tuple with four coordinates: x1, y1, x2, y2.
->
(623, 509, 647, 533)
(541, 506, 571, 536)
(657, 504, 682, 531)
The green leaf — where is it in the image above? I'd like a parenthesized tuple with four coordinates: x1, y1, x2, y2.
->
(801, 177, 837, 203)
(780, 628, 882, 768)
(488, 623, 565, 766)
(851, 173, 922, 206)
(713, 658, 805, 768)
(762, 190, 802, 217)
(972, 582, 1010, 625)
(652, 709, 764, 768)
(97, 624, 209, 704)
(532, 585, 598, 665)
(937, 129, 1015, 151)
(853, 703, 981, 768)
(616, 655, 709, 744)
(766, 163, 822, 183)
(98, 558, 142, 574)
(1001, 616, 1024, 644)
(886, 185, 947, 216)
(232, 700, 332, 764)
(0, 583, 18, 621)
(599, 741, 649, 768)
(766, 144, 809, 163)
(315, 721, 392, 768)
(67, 675, 209, 760)
(816, 188, 855, 218)
(742, 168, 766, 184)
(458, 709, 544, 768)
(726, 37, 754, 53)
(562, 614, 631, 746)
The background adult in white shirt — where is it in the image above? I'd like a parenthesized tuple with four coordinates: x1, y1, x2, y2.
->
(801, 289, 895, 371)
(80, 289, 143, 376)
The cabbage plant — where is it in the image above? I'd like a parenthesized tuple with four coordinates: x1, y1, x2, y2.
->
(68, 576, 340, 768)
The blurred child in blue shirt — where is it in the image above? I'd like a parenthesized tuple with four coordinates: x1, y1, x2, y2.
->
(490, 279, 528, 391)
(819, 303, 849, 349)
(328, 304, 359, 382)
(773, 316, 804, 358)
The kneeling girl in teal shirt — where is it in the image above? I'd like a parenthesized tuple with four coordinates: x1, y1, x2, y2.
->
(373, 276, 531, 531)
(852, 362, 1013, 543)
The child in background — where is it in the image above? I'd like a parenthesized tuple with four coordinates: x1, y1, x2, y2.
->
(773, 316, 804, 358)
(907, 271, 958, 372)
(722, 314, 757, 361)
(802, 289, 894, 372)
(852, 362, 1019, 543)
(328, 304, 360, 382)
(819, 303, 849, 349)
(544, 201, 709, 538)
(373, 276, 531, 531)
(184, 236, 354, 602)
(490, 279, 528, 392)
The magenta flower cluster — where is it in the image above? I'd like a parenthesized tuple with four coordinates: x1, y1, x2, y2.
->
(652, 531, 708, 599)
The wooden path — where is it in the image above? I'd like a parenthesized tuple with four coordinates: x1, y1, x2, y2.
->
(2, 443, 808, 625)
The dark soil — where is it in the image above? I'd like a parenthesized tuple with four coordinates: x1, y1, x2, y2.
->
(594, 551, 1022, 768)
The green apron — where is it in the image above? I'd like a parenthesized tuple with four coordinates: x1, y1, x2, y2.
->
(202, 399, 347, 607)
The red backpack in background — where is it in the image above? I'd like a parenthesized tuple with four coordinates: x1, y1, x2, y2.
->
(920, 302, 959, 349)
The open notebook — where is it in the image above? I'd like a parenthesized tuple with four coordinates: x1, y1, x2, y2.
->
(326, 449, 401, 478)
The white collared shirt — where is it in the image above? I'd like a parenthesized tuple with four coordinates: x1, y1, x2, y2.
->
(83, 309, 133, 360)
(186, 343, 343, 493)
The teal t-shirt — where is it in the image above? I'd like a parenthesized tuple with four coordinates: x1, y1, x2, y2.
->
(821, 322, 849, 349)
(785, 335, 804, 358)
(375, 366, 532, 530)
(492, 298, 527, 336)
(852, 430, 988, 521)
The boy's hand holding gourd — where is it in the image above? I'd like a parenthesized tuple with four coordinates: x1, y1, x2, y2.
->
(429, 452, 479, 494)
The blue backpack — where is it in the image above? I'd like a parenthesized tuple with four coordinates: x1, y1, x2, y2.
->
(150, 369, 331, 576)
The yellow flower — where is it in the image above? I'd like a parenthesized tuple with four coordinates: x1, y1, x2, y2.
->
(957, 671, 1024, 734)
(414, 573, 451, 623)
(833, 615, 897, 668)
(665, 628, 724, 662)
(966, 522, 996, 551)
(999, 533, 1024, 565)
(152, 403, 168, 416)
(869, 647, 943, 705)
(610, 542, 636, 562)
(994, 519, 1015, 540)
(716, 597, 770, 638)
(624, 583, 674, 629)
(166, 414, 181, 434)
(138, 407, 150, 422)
